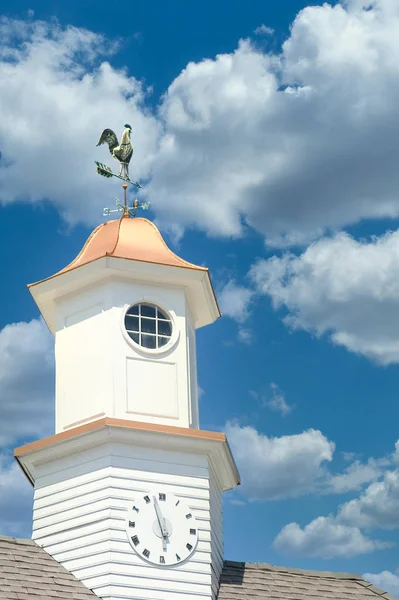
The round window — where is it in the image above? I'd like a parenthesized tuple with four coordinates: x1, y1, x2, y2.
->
(124, 303, 173, 350)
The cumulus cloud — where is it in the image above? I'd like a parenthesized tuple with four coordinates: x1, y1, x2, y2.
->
(266, 382, 294, 416)
(218, 280, 254, 343)
(218, 280, 253, 322)
(0, 457, 33, 537)
(148, 0, 399, 246)
(250, 230, 399, 364)
(273, 516, 392, 559)
(4, 0, 399, 245)
(0, 17, 160, 226)
(364, 571, 399, 599)
(250, 383, 294, 416)
(225, 422, 334, 500)
(237, 327, 252, 344)
(273, 439, 399, 559)
(338, 469, 399, 529)
(0, 319, 54, 446)
(325, 458, 389, 494)
(254, 24, 275, 36)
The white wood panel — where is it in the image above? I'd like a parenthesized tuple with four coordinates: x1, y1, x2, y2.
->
(81, 572, 211, 595)
(54, 276, 201, 431)
(31, 436, 228, 600)
(36, 449, 209, 490)
(68, 561, 212, 585)
(62, 550, 212, 574)
(209, 461, 224, 599)
(92, 585, 210, 600)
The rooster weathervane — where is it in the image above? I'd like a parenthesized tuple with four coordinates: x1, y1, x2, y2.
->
(95, 123, 150, 218)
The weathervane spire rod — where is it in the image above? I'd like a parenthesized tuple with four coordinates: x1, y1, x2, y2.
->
(123, 183, 128, 214)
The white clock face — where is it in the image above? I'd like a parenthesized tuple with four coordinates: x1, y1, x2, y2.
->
(126, 491, 198, 566)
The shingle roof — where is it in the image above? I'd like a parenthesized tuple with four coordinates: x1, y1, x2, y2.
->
(0, 536, 394, 600)
(219, 561, 396, 600)
(0, 536, 98, 599)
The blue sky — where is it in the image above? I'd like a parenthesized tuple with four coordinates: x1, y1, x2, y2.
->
(2, 0, 399, 596)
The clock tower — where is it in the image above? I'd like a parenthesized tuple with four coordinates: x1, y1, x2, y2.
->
(15, 214, 240, 600)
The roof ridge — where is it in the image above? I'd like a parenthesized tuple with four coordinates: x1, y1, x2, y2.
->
(357, 579, 399, 600)
(223, 559, 363, 580)
(0, 535, 36, 545)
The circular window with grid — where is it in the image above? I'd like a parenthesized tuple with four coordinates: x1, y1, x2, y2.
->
(124, 303, 173, 350)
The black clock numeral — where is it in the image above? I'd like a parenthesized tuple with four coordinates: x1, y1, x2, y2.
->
(176, 553, 181, 561)
(175, 500, 180, 506)
(186, 543, 193, 551)
(159, 493, 166, 501)
(131, 535, 139, 546)
(129, 521, 136, 528)
(160, 556, 165, 564)
(132, 506, 139, 513)
(143, 548, 150, 558)
(144, 495, 151, 504)
(190, 528, 196, 535)
(186, 513, 192, 519)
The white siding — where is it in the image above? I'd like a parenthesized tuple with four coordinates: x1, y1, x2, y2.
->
(32, 441, 223, 600)
(209, 462, 224, 600)
(55, 278, 199, 432)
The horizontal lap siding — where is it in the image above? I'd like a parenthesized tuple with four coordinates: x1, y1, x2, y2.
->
(32, 443, 215, 600)
(209, 463, 223, 600)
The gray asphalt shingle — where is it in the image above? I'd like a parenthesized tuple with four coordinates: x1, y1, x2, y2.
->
(0, 536, 98, 599)
(219, 561, 396, 600)
(0, 536, 394, 600)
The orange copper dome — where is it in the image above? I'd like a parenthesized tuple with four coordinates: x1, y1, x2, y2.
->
(53, 216, 207, 278)
(28, 215, 220, 332)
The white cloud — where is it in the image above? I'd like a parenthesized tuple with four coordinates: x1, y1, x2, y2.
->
(338, 469, 399, 529)
(250, 230, 399, 365)
(225, 422, 334, 500)
(148, 0, 399, 246)
(5, 1, 399, 246)
(364, 571, 399, 599)
(0, 319, 54, 446)
(266, 382, 294, 416)
(325, 458, 389, 494)
(237, 327, 252, 344)
(0, 17, 160, 226)
(250, 383, 294, 416)
(218, 280, 253, 323)
(0, 456, 33, 537)
(273, 440, 399, 559)
(254, 24, 274, 36)
(273, 516, 392, 559)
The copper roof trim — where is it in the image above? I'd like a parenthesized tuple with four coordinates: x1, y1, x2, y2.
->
(14, 418, 226, 457)
(28, 217, 207, 289)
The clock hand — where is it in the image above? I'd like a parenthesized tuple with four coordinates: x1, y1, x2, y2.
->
(153, 495, 169, 550)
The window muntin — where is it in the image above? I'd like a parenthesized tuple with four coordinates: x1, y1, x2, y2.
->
(125, 303, 173, 350)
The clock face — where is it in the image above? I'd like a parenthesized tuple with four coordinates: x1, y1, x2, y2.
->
(126, 491, 199, 566)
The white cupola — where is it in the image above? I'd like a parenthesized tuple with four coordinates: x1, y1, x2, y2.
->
(28, 215, 220, 433)
(15, 214, 239, 600)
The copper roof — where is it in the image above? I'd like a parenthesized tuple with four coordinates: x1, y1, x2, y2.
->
(29, 216, 206, 287)
(14, 417, 227, 459)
